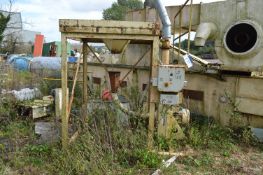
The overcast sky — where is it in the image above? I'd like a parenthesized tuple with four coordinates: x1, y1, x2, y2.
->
(1, 0, 224, 42)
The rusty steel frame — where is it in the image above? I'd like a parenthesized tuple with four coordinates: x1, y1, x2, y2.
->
(59, 19, 160, 149)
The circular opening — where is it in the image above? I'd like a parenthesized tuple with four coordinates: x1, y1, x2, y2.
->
(225, 23, 257, 53)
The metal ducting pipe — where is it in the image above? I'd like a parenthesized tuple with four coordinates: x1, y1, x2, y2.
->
(155, 0, 171, 39)
(195, 23, 217, 46)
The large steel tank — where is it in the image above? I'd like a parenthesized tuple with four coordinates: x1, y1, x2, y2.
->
(29, 57, 61, 78)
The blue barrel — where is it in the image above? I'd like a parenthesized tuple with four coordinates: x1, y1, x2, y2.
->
(68, 56, 77, 63)
(9, 56, 32, 71)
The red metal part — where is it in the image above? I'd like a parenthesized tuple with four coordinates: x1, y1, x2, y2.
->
(33, 34, 44, 57)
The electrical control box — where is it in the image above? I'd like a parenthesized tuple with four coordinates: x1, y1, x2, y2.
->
(157, 65, 185, 92)
(160, 94, 180, 105)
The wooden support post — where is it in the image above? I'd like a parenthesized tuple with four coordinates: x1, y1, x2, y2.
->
(82, 40, 88, 126)
(148, 37, 159, 149)
(61, 33, 69, 149)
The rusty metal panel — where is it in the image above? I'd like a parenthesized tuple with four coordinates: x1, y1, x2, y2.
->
(92, 77, 101, 85)
(59, 20, 160, 36)
(236, 97, 263, 116)
(237, 78, 263, 100)
(109, 72, 120, 93)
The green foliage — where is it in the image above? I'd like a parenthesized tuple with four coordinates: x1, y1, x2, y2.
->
(180, 153, 214, 168)
(0, 94, 17, 124)
(156, 136, 170, 151)
(135, 149, 161, 168)
(24, 144, 51, 156)
(47, 100, 160, 174)
(0, 85, 262, 174)
(103, 0, 143, 20)
(175, 39, 215, 56)
(224, 91, 246, 128)
(22, 144, 52, 167)
(0, 12, 10, 43)
(103, 2, 127, 20)
(2, 67, 41, 90)
(167, 117, 261, 153)
(118, 148, 161, 169)
(39, 80, 60, 96)
(2, 121, 34, 140)
(144, 0, 155, 8)
(179, 122, 236, 151)
(121, 83, 146, 113)
(0, 159, 8, 175)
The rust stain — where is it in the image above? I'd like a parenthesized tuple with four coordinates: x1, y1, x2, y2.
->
(152, 23, 161, 35)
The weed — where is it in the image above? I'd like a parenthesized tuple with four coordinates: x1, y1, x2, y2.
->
(121, 82, 147, 113)
(24, 144, 51, 156)
(39, 79, 60, 96)
(156, 136, 170, 151)
(46, 98, 161, 174)
(0, 94, 17, 124)
(2, 121, 34, 139)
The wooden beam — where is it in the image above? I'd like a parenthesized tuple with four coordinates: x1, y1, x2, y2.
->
(61, 33, 69, 149)
(148, 37, 160, 149)
(59, 20, 160, 36)
(82, 40, 88, 126)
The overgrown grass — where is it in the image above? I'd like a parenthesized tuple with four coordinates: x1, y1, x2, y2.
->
(0, 114, 262, 175)
(156, 114, 262, 152)
(0, 70, 262, 174)
(0, 100, 163, 174)
(160, 115, 263, 175)
(1, 110, 261, 175)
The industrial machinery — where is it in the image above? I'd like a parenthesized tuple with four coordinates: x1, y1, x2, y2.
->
(195, 0, 263, 72)
(154, 0, 190, 140)
(58, 0, 190, 148)
(154, 64, 189, 140)
(126, 0, 263, 128)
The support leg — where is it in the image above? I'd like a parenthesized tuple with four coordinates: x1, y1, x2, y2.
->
(82, 40, 88, 127)
(61, 33, 68, 149)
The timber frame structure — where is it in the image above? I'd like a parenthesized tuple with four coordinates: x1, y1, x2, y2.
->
(59, 19, 161, 148)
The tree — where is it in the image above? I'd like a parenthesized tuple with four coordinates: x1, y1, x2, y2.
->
(0, 12, 10, 43)
(175, 39, 215, 57)
(0, 0, 28, 54)
(103, 0, 143, 20)
(144, 0, 155, 8)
